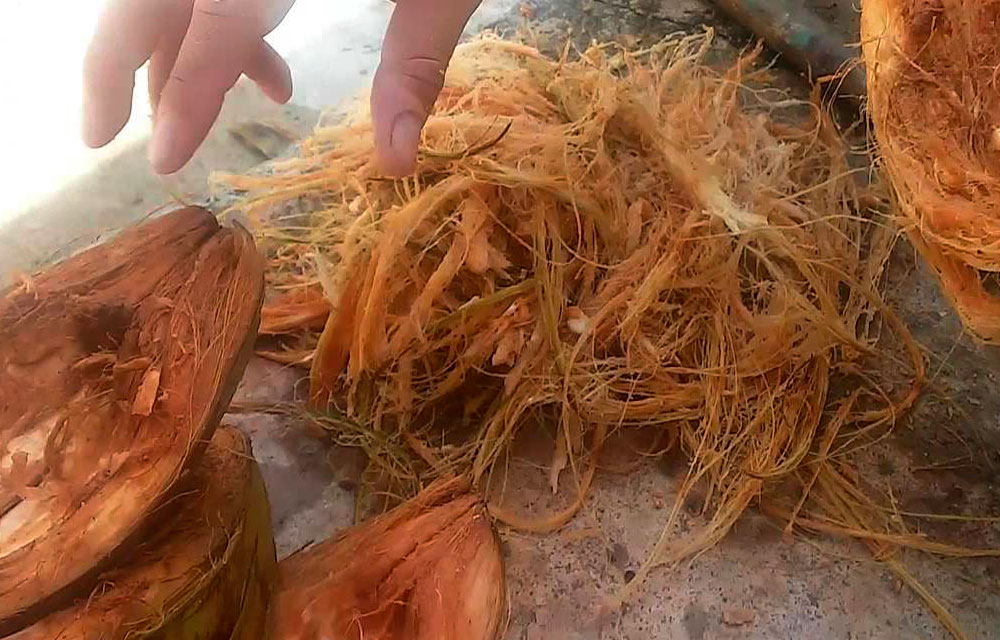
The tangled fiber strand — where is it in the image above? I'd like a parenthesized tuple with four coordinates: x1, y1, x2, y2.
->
(863, 0, 1000, 341)
(219, 33, 1000, 637)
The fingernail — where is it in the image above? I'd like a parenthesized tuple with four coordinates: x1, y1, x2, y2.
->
(148, 116, 179, 175)
(380, 111, 423, 176)
(82, 123, 102, 149)
(82, 108, 101, 148)
(82, 97, 111, 148)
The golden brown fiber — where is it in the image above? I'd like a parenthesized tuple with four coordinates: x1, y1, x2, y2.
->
(219, 33, 998, 637)
(863, 0, 1000, 341)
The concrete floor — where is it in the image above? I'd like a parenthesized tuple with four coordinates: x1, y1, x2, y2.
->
(4, 1, 1000, 638)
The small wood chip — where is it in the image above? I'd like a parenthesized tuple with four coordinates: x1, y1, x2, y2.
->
(131, 368, 161, 416)
(722, 607, 756, 626)
(71, 353, 117, 372)
(114, 357, 153, 373)
(566, 307, 590, 335)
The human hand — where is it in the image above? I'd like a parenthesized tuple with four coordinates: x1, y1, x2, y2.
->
(83, 0, 482, 176)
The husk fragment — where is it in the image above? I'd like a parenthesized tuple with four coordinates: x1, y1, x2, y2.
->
(11, 426, 277, 640)
(863, 0, 1000, 341)
(268, 477, 505, 640)
(0, 207, 265, 634)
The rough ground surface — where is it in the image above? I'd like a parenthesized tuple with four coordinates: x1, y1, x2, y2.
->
(5, 1, 1000, 638)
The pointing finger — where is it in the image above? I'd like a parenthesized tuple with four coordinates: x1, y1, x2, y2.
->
(147, 14, 192, 116)
(83, 0, 173, 148)
(245, 40, 293, 104)
(147, 4, 192, 116)
(372, 0, 482, 176)
(148, 0, 262, 174)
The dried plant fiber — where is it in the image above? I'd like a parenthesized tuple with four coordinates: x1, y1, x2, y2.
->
(0, 207, 264, 635)
(219, 33, 1000, 638)
(863, 0, 1000, 341)
(10, 426, 276, 640)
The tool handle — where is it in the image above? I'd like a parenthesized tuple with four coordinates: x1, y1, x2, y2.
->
(710, 0, 866, 99)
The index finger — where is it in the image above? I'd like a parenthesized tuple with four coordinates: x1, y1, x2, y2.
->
(371, 0, 482, 176)
(148, 0, 262, 174)
(83, 0, 174, 148)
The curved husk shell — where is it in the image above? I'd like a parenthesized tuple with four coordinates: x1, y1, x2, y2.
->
(863, 0, 1000, 340)
(10, 426, 277, 640)
(269, 478, 506, 640)
(0, 207, 265, 634)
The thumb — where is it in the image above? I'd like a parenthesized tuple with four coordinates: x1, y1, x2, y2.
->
(371, 0, 481, 177)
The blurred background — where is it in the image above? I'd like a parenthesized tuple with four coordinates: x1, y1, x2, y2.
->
(0, 0, 516, 231)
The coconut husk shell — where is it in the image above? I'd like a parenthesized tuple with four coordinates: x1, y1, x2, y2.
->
(862, 0, 1000, 340)
(10, 426, 277, 640)
(269, 477, 506, 640)
(0, 207, 265, 634)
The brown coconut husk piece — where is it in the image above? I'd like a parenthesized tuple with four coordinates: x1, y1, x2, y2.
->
(11, 426, 276, 640)
(0, 207, 264, 635)
(863, 0, 1000, 341)
(269, 477, 505, 640)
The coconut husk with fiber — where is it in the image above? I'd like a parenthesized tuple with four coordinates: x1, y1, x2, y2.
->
(0, 207, 264, 635)
(862, 0, 1000, 341)
(218, 33, 1000, 637)
(268, 477, 505, 640)
(10, 426, 276, 640)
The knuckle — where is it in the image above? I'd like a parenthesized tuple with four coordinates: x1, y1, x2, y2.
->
(382, 57, 447, 106)
(165, 69, 239, 102)
(191, 0, 261, 22)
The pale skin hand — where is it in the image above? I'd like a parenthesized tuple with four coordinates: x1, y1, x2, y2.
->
(83, 0, 482, 176)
